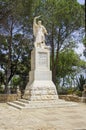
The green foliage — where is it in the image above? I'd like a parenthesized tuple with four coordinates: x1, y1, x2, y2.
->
(67, 88, 76, 95)
(83, 37, 86, 57)
(0, 0, 33, 93)
(34, 0, 85, 84)
(11, 76, 21, 87)
(83, 37, 86, 47)
(0, 0, 85, 92)
(0, 86, 4, 94)
(57, 50, 80, 77)
(58, 86, 76, 95)
(56, 49, 86, 87)
(58, 85, 82, 97)
(58, 86, 68, 95)
(0, 33, 31, 93)
(74, 90, 82, 97)
(77, 75, 86, 91)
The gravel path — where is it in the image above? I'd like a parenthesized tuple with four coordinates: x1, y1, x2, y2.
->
(0, 103, 86, 130)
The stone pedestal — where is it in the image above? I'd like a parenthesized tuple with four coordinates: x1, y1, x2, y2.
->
(24, 48, 58, 101)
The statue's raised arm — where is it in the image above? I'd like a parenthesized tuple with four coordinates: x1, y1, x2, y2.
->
(33, 16, 41, 25)
(33, 16, 49, 49)
(33, 16, 41, 37)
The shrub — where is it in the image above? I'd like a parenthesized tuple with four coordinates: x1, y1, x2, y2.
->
(77, 75, 86, 92)
(0, 87, 4, 94)
(75, 90, 82, 97)
(58, 86, 68, 95)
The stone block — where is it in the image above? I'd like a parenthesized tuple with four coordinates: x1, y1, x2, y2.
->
(24, 47, 58, 101)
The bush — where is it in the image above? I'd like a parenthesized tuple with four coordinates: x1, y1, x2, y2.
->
(67, 88, 76, 95)
(0, 87, 4, 94)
(58, 86, 68, 95)
(77, 75, 86, 91)
(58, 86, 77, 95)
(75, 90, 82, 97)
(67, 89, 73, 95)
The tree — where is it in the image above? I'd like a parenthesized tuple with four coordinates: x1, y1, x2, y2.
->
(0, 0, 85, 93)
(0, 33, 32, 93)
(56, 49, 86, 87)
(0, 0, 33, 93)
(0, 71, 4, 86)
(32, 0, 85, 84)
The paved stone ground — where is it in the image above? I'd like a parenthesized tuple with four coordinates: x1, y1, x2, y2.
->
(0, 102, 86, 130)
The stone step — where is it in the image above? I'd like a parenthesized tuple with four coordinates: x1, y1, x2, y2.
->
(13, 101, 27, 107)
(18, 99, 29, 103)
(18, 98, 66, 104)
(7, 102, 23, 109)
(26, 103, 77, 109)
(7, 99, 78, 110)
(26, 101, 77, 108)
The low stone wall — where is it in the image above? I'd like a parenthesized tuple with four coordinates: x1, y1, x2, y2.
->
(0, 94, 20, 103)
(59, 95, 82, 102)
(0, 94, 85, 103)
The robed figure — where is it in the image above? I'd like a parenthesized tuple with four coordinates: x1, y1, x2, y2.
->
(33, 16, 48, 48)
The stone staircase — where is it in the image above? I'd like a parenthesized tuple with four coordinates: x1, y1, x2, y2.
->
(7, 99, 78, 110)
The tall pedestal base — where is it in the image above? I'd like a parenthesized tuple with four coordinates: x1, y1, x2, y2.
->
(24, 48, 58, 101)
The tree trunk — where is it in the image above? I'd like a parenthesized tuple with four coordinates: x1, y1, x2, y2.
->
(51, 26, 60, 85)
(51, 24, 56, 84)
(52, 50, 59, 85)
(52, 67, 56, 84)
(51, 24, 58, 85)
(4, 16, 13, 93)
(4, 83, 8, 94)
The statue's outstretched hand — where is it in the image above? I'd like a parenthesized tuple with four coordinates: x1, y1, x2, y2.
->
(35, 16, 41, 19)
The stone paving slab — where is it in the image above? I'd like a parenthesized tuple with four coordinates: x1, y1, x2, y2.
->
(0, 103, 86, 130)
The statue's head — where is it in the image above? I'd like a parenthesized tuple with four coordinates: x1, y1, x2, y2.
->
(38, 20, 42, 25)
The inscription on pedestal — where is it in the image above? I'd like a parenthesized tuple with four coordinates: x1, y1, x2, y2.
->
(38, 52, 48, 68)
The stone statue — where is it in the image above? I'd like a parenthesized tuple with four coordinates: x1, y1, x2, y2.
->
(33, 16, 48, 48)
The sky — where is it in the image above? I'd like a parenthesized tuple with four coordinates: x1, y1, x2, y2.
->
(77, 0, 85, 4)
(72, 30, 85, 61)
(76, 0, 85, 61)
(75, 43, 85, 60)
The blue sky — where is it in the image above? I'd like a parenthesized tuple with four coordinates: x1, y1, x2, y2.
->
(76, 0, 85, 61)
(77, 0, 85, 4)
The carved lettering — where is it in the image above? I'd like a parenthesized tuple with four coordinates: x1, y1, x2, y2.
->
(39, 52, 48, 67)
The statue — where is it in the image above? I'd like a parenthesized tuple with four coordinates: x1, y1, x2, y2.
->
(33, 16, 48, 48)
